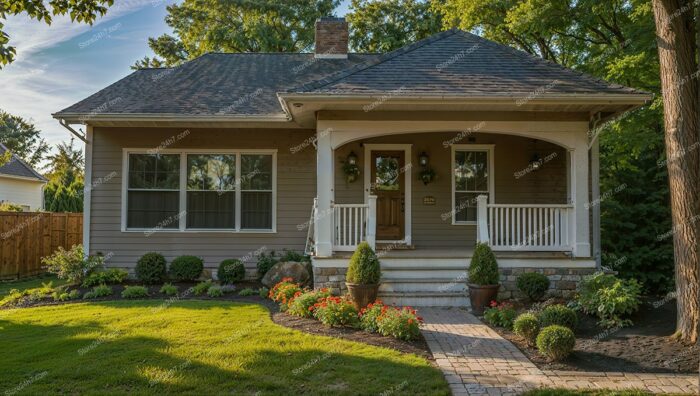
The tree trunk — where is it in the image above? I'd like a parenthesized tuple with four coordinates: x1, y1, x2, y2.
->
(652, 0, 700, 344)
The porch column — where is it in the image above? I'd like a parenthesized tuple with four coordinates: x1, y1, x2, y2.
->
(568, 134, 591, 257)
(315, 128, 334, 257)
(366, 195, 377, 249)
(476, 195, 489, 244)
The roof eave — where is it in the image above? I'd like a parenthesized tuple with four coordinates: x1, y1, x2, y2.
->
(52, 112, 292, 124)
(0, 173, 47, 183)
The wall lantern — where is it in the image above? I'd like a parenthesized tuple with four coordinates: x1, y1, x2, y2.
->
(419, 151, 429, 167)
(347, 151, 358, 165)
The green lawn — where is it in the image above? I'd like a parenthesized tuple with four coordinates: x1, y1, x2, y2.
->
(0, 300, 449, 395)
(0, 275, 66, 298)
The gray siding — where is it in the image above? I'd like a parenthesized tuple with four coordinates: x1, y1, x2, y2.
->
(89, 127, 316, 273)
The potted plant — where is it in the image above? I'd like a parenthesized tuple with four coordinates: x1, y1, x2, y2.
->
(467, 242, 500, 315)
(345, 241, 381, 309)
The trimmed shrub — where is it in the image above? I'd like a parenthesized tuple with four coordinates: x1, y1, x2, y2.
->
(121, 285, 149, 299)
(207, 285, 224, 297)
(310, 296, 359, 328)
(169, 255, 204, 281)
(160, 283, 178, 296)
(42, 244, 104, 284)
(135, 253, 167, 284)
(538, 304, 578, 330)
(192, 280, 213, 296)
(536, 325, 576, 361)
(576, 272, 642, 328)
(376, 306, 423, 341)
(218, 259, 245, 284)
(258, 287, 269, 299)
(52, 289, 80, 301)
(220, 284, 237, 294)
(238, 288, 256, 296)
(468, 242, 499, 285)
(516, 272, 550, 301)
(83, 284, 113, 299)
(287, 288, 332, 318)
(359, 301, 384, 333)
(256, 251, 278, 279)
(483, 301, 517, 329)
(346, 242, 381, 284)
(268, 278, 302, 310)
(513, 313, 540, 346)
(82, 269, 129, 288)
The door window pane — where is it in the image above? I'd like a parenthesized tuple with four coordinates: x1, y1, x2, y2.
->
(374, 156, 400, 191)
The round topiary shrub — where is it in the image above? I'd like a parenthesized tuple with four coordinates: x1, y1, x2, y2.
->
(135, 252, 167, 284)
(536, 325, 576, 361)
(468, 242, 499, 285)
(516, 272, 550, 301)
(346, 241, 381, 284)
(538, 304, 578, 329)
(513, 313, 540, 346)
(218, 259, 245, 284)
(169, 255, 204, 281)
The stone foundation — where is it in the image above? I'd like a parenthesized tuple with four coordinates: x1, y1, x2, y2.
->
(498, 267, 597, 300)
(312, 266, 348, 295)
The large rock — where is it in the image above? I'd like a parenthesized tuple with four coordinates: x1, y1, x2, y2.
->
(261, 261, 310, 287)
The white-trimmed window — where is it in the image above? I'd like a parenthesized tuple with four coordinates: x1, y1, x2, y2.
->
(451, 145, 494, 224)
(123, 150, 276, 232)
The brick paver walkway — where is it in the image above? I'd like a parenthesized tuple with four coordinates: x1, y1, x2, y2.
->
(420, 308, 699, 395)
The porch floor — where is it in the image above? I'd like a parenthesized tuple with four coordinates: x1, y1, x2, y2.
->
(325, 247, 571, 260)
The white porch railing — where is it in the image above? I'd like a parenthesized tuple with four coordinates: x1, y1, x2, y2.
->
(331, 196, 377, 252)
(476, 195, 574, 251)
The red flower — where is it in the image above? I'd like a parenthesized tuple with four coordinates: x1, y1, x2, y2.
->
(490, 300, 498, 307)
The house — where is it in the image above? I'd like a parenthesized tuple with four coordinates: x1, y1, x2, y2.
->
(0, 143, 47, 211)
(53, 18, 651, 306)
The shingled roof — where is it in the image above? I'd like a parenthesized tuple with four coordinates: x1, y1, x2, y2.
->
(0, 144, 47, 182)
(55, 29, 648, 120)
(290, 29, 646, 96)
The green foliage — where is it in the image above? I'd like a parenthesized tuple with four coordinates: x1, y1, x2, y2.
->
(346, 242, 381, 284)
(43, 139, 85, 213)
(0, 282, 55, 307)
(135, 253, 167, 284)
(287, 288, 332, 318)
(169, 255, 204, 281)
(217, 259, 245, 284)
(268, 278, 302, 310)
(576, 272, 642, 328)
(52, 289, 80, 302)
(133, 0, 340, 68)
(376, 306, 423, 341)
(207, 285, 224, 298)
(256, 251, 278, 279)
(192, 280, 213, 296)
(359, 301, 384, 333)
(279, 249, 310, 263)
(483, 301, 517, 329)
(83, 284, 113, 299)
(516, 273, 550, 301)
(159, 283, 178, 296)
(468, 242, 499, 285)
(538, 305, 578, 330)
(347, 0, 442, 52)
(311, 296, 360, 328)
(238, 288, 256, 296)
(513, 313, 540, 346)
(42, 245, 103, 284)
(121, 286, 149, 299)
(82, 269, 128, 288)
(536, 325, 576, 361)
(258, 287, 269, 298)
(0, 110, 49, 166)
(0, 202, 23, 211)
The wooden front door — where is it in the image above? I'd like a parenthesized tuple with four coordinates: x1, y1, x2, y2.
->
(370, 151, 405, 240)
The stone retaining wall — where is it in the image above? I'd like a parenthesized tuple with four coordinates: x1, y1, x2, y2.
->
(312, 266, 348, 295)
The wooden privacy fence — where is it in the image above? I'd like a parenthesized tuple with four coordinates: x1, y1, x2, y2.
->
(0, 212, 82, 280)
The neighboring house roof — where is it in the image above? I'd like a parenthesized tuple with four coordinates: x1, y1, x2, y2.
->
(0, 143, 47, 182)
(290, 29, 647, 96)
(54, 29, 649, 120)
(54, 53, 379, 118)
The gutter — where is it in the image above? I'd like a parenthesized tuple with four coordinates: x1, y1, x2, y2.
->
(52, 112, 292, 124)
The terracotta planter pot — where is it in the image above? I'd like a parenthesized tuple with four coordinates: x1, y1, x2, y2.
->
(346, 282, 379, 310)
(468, 283, 500, 315)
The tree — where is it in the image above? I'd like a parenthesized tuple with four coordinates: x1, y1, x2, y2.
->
(651, 0, 699, 344)
(346, 0, 443, 52)
(132, 0, 339, 69)
(43, 139, 84, 213)
(0, 110, 49, 167)
(0, 0, 113, 67)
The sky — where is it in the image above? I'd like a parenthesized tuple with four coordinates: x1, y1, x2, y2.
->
(0, 0, 352, 155)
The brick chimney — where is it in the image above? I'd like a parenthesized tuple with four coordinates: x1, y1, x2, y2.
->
(315, 17, 348, 59)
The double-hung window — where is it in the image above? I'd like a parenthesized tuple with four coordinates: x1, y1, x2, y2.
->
(451, 145, 494, 224)
(123, 150, 276, 232)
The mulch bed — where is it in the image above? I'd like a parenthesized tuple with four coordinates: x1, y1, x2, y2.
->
(2, 281, 434, 362)
(485, 298, 699, 374)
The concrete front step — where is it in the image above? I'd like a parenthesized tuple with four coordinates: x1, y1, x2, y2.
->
(381, 268, 467, 280)
(380, 291, 470, 307)
(379, 278, 467, 293)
